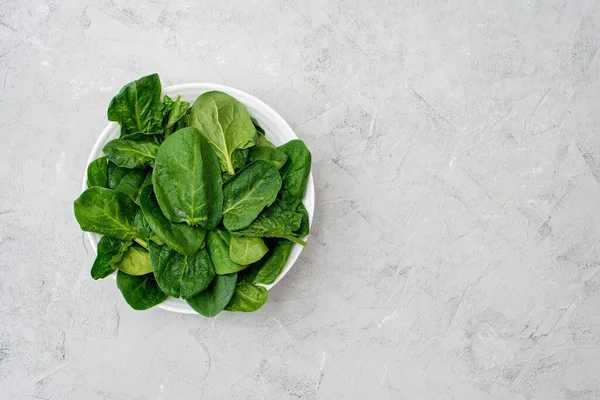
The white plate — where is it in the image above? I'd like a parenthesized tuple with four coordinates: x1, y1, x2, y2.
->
(82, 83, 315, 314)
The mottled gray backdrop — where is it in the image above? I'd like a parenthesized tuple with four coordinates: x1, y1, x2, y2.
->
(1, 0, 600, 399)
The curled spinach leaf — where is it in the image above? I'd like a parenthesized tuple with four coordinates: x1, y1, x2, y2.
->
(251, 117, 265, 136)
(139, 185, 206, 256)
(153, 127, 223, 229)
(116, 271, 168, 310)
(117, 245, 153, 276)
(222, 161, 281, 231)
(225, 283, 268, 312)
(253, 241, 293, 285)
(295, 202, 310, 238)
(277, 140, 312, 209)
(114, 168, 148, 203)
(207, 229, 246, 275)
(162, 95, 190, 137)
(190, 91, 256, 175)
(229, 236, 268, 265)
(107, 73, 163, 137)
(86, 157, 108, 188)
(90, 236, 132, 280)
(186, 273, 237, 317)
(103, 138, 159, 169)
(230, 203, 305, 246)
(74, 187, 146, 241)
(149, 242, 215, 299)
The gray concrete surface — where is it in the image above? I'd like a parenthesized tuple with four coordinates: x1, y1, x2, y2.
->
(1, 0, 600, 399)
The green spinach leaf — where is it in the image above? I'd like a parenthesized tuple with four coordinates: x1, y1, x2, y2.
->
(107, 161, 130, 189)
(86, 157, 108, 188)
(74, 187, 146, 240)
(251, 117, 265, 136)
(163, 95, 190, 137)
(114, 168, 148, 203)
(207, 229, 246, 275)
(186, 273, 237, 317)
(190, 91, 256, 175)
(247, 146, 288, 169)
(222, 161, 281, 230)
(230, 203, 305, 246)
(225, 283, 268, 312)
(117, 245, 153, 276)
(90, 236, 132, 280)
(139, 185, 206, 255)
(149, 242, 215, 299)
(103, 138, 159, 169)
(116, 271, 168, 310)
(295, 202, 310, 238)
(253, 241, 293, 284)
(229, 236, 268, 265)
(107, 73, 163, 137)
(153, 127, 223, 229)
(277, 140, 311, 209)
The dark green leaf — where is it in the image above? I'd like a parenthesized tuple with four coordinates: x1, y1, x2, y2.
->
(103, 138, 159, 169)
(222, 161, 281, 231)
(74, 187, 145, 240)
(86, 157, 108, 188)
(120, 131, 163, 144)
(251, 117, 265, 136)
(139, 185, 206, 256)
(207, 229, 246, 275)
(90, 236, 132, 280)
(229, 236, 268, 265)
(133, 209, 153, 241)
(107, 161, 130, 189)
(163, 95, 190, 137)
(225, 283, 268, 312)
(153, 127, 223, 229)
(117, 245, 153, 276)
(135, 171, 153, 204)
(114, 168, 148, 203)
(186, 273, 237, 317)
(237, 263, 260, 284)
(230, 203, 306, 246)
(247, 146, 288, 169)
(277, 140, 312, 209)
(253, 241, 293, 284)
(149, 242, 216, 299)
(190, 91, 256, 175)
(116, 271, 168, 310)
(295, 202, 310, 238)
(107, 73, 163, 136)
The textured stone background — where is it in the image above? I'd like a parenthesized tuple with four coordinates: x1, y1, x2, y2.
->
(2, 0, 600, 399)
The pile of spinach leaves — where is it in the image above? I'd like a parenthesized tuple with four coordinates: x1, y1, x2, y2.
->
(74, 74, 311, 316)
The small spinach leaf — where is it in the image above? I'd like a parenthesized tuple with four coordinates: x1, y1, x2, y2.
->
(190, 91, 256, 175)
(222, 161, 281, 231)
(207, 229, 246, 275)
(107, 161, 130, 189)
(251, 117, 265, 136)
(117, 245, 153, 276)
(253, 241, 293, 284)
(230, 203, 305, 246)
(247, 146, 288, 169)
(107, 73, 163, 137)
(120, 131, 163, 144)
(116, 271, 168, 310)
(225, 283, 268, 312)
(74, 187, 145, 240)
(153, 127, 223, 229)
(277, 140, 312, 209)
(295, 202, 310, 238)
(186, 273, 237, 317)
(86, 157, 108, 188)
(163, 95, 190, 137)
(139, 185, 206, 255)
(149, 242, 215, 299)
(229, 236, 268, 265)
(114, 168, 148, 203)
(90, 236, 132, 280)
(103, 138, 159, 169)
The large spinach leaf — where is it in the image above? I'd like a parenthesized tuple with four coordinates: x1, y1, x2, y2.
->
(107, 73, 163, 136)
(163, 95, 190, 137)
(186, 273, 237, 317)
(139, 185, 206, 255)
(253, 241, 293, 284)
(229, 236, 268, 265)
(153, 127, 223, 229)
(116, 271, 168, 310)
(90, 236, 132, 280)
(224, 283, 268, 312)
(230, 203, 305, 246)
(74, 187, 146, 240)
(189, 91, 256, 175)
(149, 242, 215, 299)
(103, 138, 159, 169)
(117, 245, 153, 276)
(86, 157, 108, 188)
(206, 229, 246, 275)
(277, 140, 311, 209)
(222, 161, 281, 231)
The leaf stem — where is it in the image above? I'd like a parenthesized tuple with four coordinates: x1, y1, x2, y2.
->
(134, 238, 148, 250)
